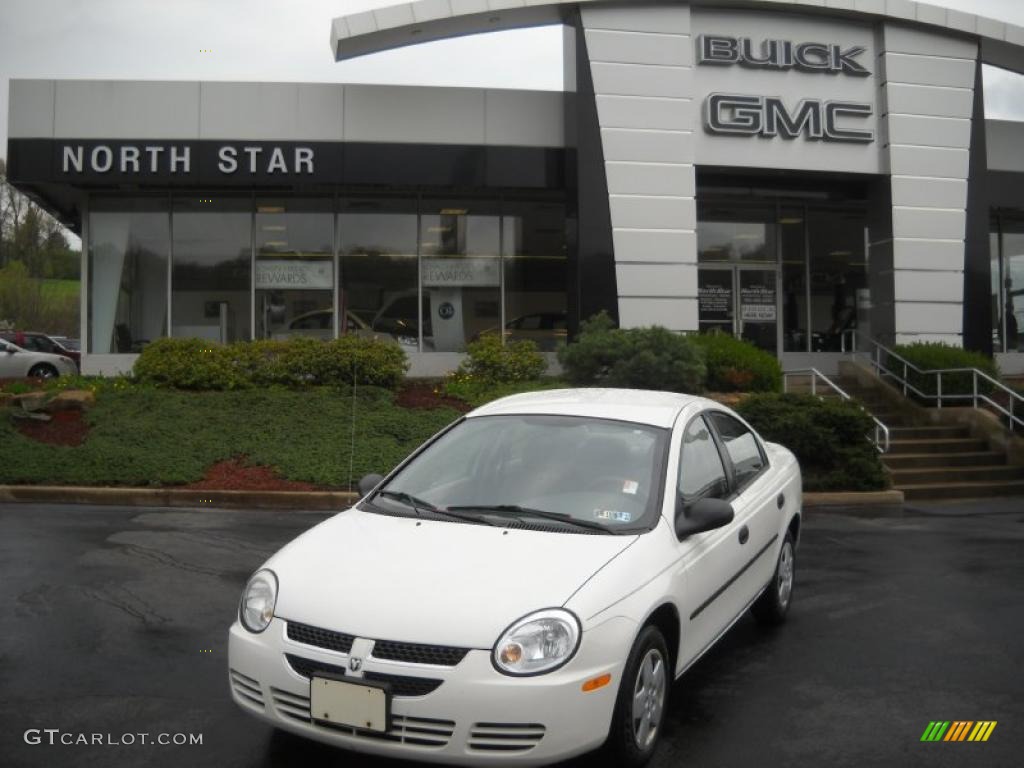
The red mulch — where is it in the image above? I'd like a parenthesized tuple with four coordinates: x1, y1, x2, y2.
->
(396, 383, 471, 413)
(15, 410, 90, 446)
(186, 458, 321, 492)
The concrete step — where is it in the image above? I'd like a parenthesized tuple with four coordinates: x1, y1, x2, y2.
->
(884, 451, 1007, 469)
(900, 480, 1024, 501)
(887, 438, 990, 454)
(890, 465, 1024, 485)
(888, 425, 971, 440)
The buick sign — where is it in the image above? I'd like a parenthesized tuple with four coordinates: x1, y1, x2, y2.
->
(697, 34, 875, 144)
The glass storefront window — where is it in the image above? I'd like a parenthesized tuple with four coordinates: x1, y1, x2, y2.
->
(420, 199, 501, 353)
(254, 199, 334, 340)
(1000, 218, 1024, 352)
(88, 198, 169, 354)
(697, 203, 776, 263)
(171, 196, 252, 343)
(339, 199, 419, 352)
(807, 209, 867, 352)
(779, 208, 807, 352)
(502, 200, 568, 351)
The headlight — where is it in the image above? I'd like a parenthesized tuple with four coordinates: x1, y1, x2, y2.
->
(492, 608, 581, 676)
(239, 569, 278, 633)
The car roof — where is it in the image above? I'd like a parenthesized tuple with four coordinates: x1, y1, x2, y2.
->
(467, 388, 723, 429)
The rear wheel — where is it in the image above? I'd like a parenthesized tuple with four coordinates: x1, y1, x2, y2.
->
(605, 625, 669, 768)
(752, 531, 795, 626)
(28, 363, 59, 379)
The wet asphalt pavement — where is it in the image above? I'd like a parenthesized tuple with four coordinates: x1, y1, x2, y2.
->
(1, 500, 1022, 768)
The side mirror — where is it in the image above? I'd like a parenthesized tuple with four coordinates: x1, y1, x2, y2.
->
(357, 473, 384, 497)
(675, 497, 734, 540)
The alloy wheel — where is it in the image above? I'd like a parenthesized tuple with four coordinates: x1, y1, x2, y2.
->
(631, 647, 666, 750)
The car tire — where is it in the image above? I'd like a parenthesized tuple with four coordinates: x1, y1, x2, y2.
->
(751, 531, 796, 626)
(605, 625, 670, 768)
(28, 363, 59, 379)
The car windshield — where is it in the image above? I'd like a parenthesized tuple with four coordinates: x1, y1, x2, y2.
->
(370, 415, 669, 533)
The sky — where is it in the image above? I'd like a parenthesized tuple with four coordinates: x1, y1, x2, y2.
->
(1, 0, 1023, 158)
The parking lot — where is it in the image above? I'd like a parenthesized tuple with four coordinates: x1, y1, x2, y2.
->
(1, 500, 1021, 768)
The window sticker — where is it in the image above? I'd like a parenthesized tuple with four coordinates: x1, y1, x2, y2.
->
(622, 480, 639, 495)
(594, 509, 632, 523)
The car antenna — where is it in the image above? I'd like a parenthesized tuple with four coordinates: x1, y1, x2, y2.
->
(348, 358, 357, 493)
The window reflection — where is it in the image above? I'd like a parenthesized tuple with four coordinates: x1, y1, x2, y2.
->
(420, 200, 501, 353)
(88, 198, 169, 353)
(255, 199, 333, 341)
(171, 196, 252, 343)
(807, 209, 867, 352)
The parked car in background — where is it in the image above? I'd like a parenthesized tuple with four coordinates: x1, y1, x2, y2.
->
(475, 311, 568, 351)
(229, 389, 802, 766)
(0, 339, 78, 379)
(50, 336, 80, 352)
(277, 309, 419, 354)
(0, 331, 81, 371)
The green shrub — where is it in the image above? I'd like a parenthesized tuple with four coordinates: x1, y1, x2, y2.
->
(690, 332, 782, 393)
(737, 393, 887, 492)
(443, 377, 567, 408)
(891, 342, 998, 399)
(557, 312, 705, 393)
(456, 333, 547, 384)
(134, 336, 408, 391)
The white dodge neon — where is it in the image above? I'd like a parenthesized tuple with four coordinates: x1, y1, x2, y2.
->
(228, 388, 801, 766)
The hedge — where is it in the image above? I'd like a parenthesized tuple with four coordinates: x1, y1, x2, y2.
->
(455, 333, 547, 384)
(737, 393, 887, 492)
(690, 332, 782, 393)
(557, 312, 706, 393)
(133, 336, 408, 390)
(891, 342, 999, 399)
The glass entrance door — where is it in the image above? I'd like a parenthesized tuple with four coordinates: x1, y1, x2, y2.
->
(698, 266, 779, 355)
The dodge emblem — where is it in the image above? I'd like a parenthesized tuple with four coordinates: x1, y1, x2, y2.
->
(349, 657, 362, 672)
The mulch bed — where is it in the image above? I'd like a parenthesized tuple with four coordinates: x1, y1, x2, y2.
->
(396, 383, 471, 413)
(185, 458, 322, 492)
(15, 410, 90, 447)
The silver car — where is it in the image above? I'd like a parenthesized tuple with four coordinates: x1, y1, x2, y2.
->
(0, 339, 77, 379)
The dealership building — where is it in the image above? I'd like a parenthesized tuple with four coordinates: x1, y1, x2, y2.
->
(6, 0, 1024, 375)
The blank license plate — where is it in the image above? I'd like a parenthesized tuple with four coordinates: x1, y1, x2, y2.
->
(310, 676, 389, 732)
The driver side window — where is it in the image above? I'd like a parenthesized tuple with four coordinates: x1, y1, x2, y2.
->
(678, 416, 729, 504)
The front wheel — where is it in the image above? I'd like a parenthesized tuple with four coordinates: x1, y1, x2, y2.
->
(28, 363, 59, 379)
(605, 625, 670, 768)
(752, 531, 796, 626)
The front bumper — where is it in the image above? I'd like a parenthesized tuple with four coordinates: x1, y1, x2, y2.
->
(228, 615, 636, 765)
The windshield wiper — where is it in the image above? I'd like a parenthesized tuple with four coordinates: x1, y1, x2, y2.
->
(447, 504, 612, 534)
(375, 490, 498, 526)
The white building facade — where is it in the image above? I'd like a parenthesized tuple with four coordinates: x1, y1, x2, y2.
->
(7, 0, 1024, 374)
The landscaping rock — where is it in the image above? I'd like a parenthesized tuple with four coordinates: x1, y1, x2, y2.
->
(11, 392, 48, 411)
(48, 390, 96, 412)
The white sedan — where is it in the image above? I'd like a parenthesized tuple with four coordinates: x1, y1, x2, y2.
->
(0, 338, 78, 379)
(228, 389, 801, 766)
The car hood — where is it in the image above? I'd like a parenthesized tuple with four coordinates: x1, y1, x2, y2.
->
(269, 508, 637, 649)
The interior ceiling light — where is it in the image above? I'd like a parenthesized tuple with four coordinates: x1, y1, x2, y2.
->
(779, 217, 803, 224)
(257, 206, 285, 213)
(440, 208, 467, 215)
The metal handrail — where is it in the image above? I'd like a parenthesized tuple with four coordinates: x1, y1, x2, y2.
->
(851, 332, 1024, 433)
(783, 367, 890, 453)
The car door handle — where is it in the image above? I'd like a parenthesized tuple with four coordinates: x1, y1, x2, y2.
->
(738, 525, 749, 545)
(777, 493, 785, 509)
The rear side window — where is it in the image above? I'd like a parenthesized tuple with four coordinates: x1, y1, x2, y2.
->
(678, 416, 729, 503)
(707, 412, 766, 490)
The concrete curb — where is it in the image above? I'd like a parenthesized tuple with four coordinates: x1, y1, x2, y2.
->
(1, 485, 903, 511)
(802, 490, 904, 508)
(0, 485, 359, 510)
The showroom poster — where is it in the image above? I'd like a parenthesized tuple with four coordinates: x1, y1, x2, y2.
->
(255, 260, 333, 290)
(740, 283, 777, 322)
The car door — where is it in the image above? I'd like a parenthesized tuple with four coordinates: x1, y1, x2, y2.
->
(0, 341, 18, 377)
(672, 413, 748, 668)
(704, 411, 781, 612)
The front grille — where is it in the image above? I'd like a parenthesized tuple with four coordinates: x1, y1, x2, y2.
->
(371, 639, 469, 666)
(467, 722, 546, 752)
(286, 653, 347, 680)
(270, 687, 455, 748)
(229, 669, 265, 709)
(286, 621, 354, 653)
(286, 654, 442, 697)
(364, 671, 443, 697)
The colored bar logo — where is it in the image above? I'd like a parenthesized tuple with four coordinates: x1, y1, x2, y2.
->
(920, 721, 997, 742)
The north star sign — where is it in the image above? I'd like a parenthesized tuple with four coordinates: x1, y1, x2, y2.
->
(60, 144, 316, 175)
(697, 34, 875, 144)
